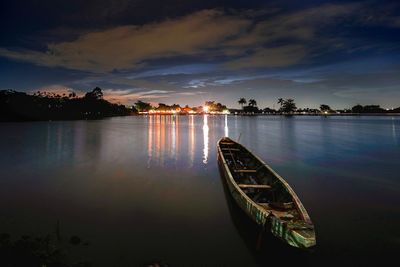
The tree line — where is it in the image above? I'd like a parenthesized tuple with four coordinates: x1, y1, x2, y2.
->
(236, 97, 400, 114)
(1, 88, 398, 121)
(134, 100, 228, 113)
(0, 87, 133, 121)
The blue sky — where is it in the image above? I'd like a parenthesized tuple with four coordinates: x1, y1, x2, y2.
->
(0, 0, 399, 108)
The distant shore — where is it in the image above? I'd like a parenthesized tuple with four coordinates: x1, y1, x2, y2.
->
(0, 88, 133, 122)
(2, 88, 399, 121)
(235, 113, 400, 116)
(136, 112, 400, 116)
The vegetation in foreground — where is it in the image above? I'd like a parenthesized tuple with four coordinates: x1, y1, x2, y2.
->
(0, 232, 90, 267)
(0, 88, 134, 121)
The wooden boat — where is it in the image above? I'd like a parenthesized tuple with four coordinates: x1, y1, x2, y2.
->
(217, 137, 316, 248)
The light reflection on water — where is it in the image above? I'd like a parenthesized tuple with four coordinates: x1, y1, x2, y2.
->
(203, 114, 209, 164)
(392, 117, 398, 145)
(145, 114, 220, 166)
(224, 114, 229, 137)
(0, 115, 399, 266)
(146, 115, 209, 167)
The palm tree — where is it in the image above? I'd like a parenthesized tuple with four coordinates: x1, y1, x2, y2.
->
(249, 99, 257, 107)
(282, 99, 297, 113)
(238, 98, 247, 109)
(278, 98, 284, 106)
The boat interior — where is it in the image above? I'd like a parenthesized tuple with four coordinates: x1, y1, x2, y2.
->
(219, 139, 301, 221)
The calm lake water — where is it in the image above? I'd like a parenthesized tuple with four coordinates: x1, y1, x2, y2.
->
(1, 115, 399, 266)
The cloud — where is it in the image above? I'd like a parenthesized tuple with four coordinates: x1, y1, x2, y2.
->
(351, 2, 400, 29)
(127, 64, 216, 79)
(223, 3, 359, 69)
(0, 10, 250, 72)
(101, 88, 208, 104)
(102, 89, 174, 103)
(175, 91, 206, 96)
(0, 2, 393, 74)
(226, 45, 307, 69)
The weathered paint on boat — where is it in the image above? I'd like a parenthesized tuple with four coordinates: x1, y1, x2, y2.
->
(217, 137, 316, 248)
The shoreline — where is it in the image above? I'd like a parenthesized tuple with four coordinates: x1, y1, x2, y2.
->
(136, 113, 400, 116)
(1, 113, 400, 122)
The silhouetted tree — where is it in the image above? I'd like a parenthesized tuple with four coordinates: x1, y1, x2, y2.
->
(392, 107, 400, 113)
(298, 108, 320, 114)
(134, 100, 152, 112)
(263, 107, 277, 114)
(85, 87, 103, 100)
(363, 105, 385, 113)
(204, 101, 227, 112)
(352, 104, 364, 113)
(238, 98, 247, 109)
(351, 104, 385, 113)
(279, 98, 297, 113)
(170, 104, 181, 110)
(243, 105, 259, 113)
(249, 99, 257, 107)
(156, 103, 169, 111)
(320, 104, 332, 113)
(217, 103, 227, 112)
(0, 88, 131, 121)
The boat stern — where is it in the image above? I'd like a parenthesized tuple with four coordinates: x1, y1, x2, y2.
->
(288, 228, 316, 248)
(270, 217, 316, 249)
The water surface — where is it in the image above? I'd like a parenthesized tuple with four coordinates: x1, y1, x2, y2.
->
(1, 115, 399, 266)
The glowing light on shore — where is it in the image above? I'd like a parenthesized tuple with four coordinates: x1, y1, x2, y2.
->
(140, 107, 229, 115)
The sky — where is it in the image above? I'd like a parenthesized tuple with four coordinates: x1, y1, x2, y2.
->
(0, 0, 399, 109)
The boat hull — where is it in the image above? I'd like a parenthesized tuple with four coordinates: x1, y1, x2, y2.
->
(218, 152, 270, 226)
(217, 138, 316, 248)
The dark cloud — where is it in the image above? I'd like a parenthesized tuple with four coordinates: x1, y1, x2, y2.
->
(0, 10, 251, 72)
(0, 0, 399, 108)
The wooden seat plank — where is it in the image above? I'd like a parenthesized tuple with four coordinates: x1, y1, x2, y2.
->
(238, 184, 272, 189)
(234, 169, 257, 173)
